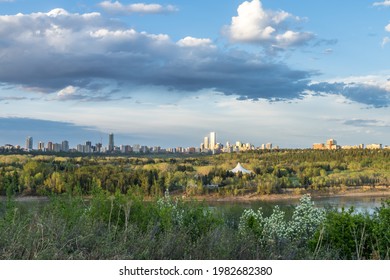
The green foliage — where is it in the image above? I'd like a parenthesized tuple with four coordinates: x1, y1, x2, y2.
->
(372, 200, 390, 259)
(311, 201, 390, 259)
(0, 193, 389, 260)
(1, 149, 389, 197)
(313, 208, 374, 259)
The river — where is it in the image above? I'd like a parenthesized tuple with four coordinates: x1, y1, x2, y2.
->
(205, 195, 390, 227)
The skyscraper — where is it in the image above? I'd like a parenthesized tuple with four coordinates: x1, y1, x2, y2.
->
(38, 141, 45, 151)
(25, 136, 33, 151)
(210, 132, 216, 150)
(203, 136, 209, 150)
(108, 133, 114, 152)
(62, 140, 69, 152)
(47, 141, 53, 151)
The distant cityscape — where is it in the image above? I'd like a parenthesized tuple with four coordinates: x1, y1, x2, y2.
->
(1, 132, 389, 154)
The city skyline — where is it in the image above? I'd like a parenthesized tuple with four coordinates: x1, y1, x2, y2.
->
(0, 1, 390, 148)
(1, 132, 388, 154)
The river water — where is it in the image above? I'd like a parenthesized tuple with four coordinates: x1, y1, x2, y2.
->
(205, 195, 390, 227)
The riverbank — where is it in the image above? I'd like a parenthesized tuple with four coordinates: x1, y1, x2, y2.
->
(1, 186, 390, 203)
(179, 185, 390, 202)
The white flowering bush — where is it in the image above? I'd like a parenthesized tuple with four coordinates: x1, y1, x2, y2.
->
(288, 194, 325, 240)
(156, 189, 184, 229)
(239, 206, 288, 242)
(156, 189, 219, 240)
(238, 208, 265, 239)
(263, 205, 288, 241)
(238, 194, 325, 246)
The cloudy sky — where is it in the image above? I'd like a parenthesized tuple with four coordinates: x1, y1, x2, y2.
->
(0, 0, 389, 149)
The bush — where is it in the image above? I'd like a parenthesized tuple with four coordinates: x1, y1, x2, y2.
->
(238, 195, 325, 258)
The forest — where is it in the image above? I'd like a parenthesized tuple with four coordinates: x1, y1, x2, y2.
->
(0, 149, 389, 260)
(0, 149, 389, 197)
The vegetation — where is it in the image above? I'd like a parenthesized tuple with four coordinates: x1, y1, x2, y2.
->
(0, 150, 389, 259)
(0, 149, 389, 197)
(0, 192, 389, 259)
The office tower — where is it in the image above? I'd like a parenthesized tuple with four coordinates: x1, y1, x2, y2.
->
(95, 143, 102, 153)
(108, 133, 114, 151)
(25, 136, 33, 151)
(53, 143, 62, 152)
(62, 140, 69, 152)
(38, 141, 45, 151)
(203, 136, 209, 150)
(210, 132, 216, 150)
(266, 143, 272, 150)
(47, 142, 53, 151)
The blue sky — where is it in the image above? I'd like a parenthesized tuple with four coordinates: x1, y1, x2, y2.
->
(0, 0, 389, 149)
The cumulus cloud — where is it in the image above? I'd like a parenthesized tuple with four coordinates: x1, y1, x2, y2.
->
(98, 1, 178, 14)
(177, 37, 215, 48)
(373, 1, 390, 6)
(0, 8, 315, 102)
(386, 23, 390, 32)
(224, 0, 314, 48)
(1, 8, 388, 108)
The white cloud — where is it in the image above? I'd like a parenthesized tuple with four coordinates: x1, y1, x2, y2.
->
(373, 1, 390, 6)
(99, 1, 178, 14)
(46, 8, 70, 17)
(225, 0, 314, 48)
(177, 36, 215, 48)
(1, 7, 387, 108)
(57, 86, 77, 97)
(275, 31, 314, 48)
(381, 24, 390, 47)
(316, 74, 390, 91)
(382, 37, 390, 47)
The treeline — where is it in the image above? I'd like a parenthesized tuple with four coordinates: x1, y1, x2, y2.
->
(0, 149, 389, 197)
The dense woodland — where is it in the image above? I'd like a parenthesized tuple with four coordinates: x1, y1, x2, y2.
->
(0, 150, 389, 260)
(0, 149, 389, 197)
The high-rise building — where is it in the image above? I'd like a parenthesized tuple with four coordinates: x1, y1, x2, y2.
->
(326, 139, 337, 149)
(62, 140, 69, 152)
(38, 141, 45, 151)
(47, 141, 53, 151)
(25, 136, 33, 151)
(210, 132, 216, 150)
(203, 136, 209, 150)
(95, 143, 102, 153)
(53, 143, 62, 152)
(108, 133, 114, 152)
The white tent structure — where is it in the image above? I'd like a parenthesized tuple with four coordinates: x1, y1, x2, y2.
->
(230, 162, 252, 174)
